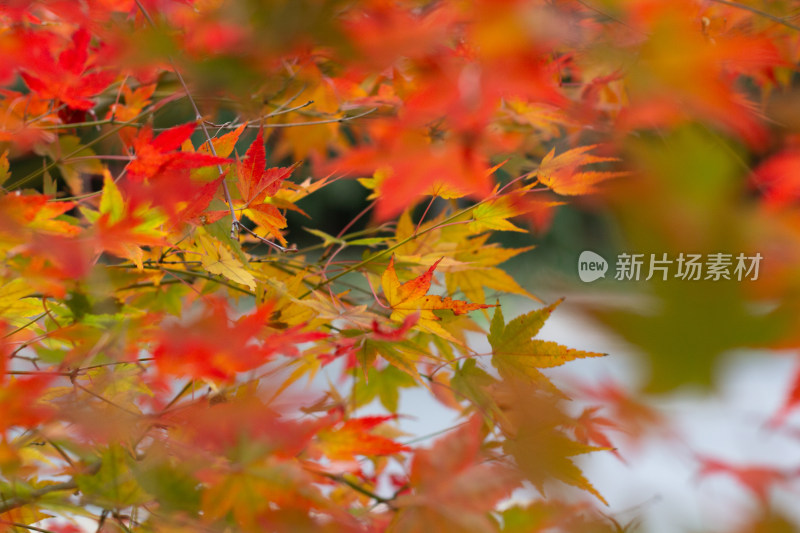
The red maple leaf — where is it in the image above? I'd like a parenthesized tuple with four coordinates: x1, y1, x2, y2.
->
(165, 395, 329, 459)
(125, 123, 231, 180)
(753, 149, 800, 208)
(572, 406, 625, 463)
(176, 176, 226, 225)
(697, 456, 800, 504)
(236, 129, 297, 206)
(154, 299, 326, 382)
(571, 379, 667, 446)
(770, 354, 800, 426)
(20, 27, 115, 112)
(0, 375, 54, 433)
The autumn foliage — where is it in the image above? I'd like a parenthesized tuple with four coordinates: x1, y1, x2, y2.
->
(2, 0, 800, 532)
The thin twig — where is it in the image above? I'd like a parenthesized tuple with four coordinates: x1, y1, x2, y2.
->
(71, 379, 142, 417)
(203, 99, 314, 128)
(321, 473, 394, 507)
(237, 223, 297, 253)
(0, 520, 60, 533)
(708, 0, 800, 32)
(202, 107, 378, 129)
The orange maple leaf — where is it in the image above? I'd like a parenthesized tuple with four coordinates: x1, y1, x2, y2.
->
(392, 416, 520, 531)
(535, 145, 627, 196)
(316, 415, 408, 462)
(381, 256, 494, 341)
(332, 123, 494, 221)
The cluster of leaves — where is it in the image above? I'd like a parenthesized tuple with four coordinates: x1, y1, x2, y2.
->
(2, 0, 800, 532)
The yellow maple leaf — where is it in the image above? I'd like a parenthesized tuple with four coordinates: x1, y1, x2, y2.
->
(488, 302, 605, 383)
(197, 233, 256, 290)
(468, 197, 527, 234)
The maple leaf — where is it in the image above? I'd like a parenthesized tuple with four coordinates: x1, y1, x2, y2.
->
(0, 193, 80, 249)
(571, 407, 625, 463)
(535, 145, 627, 196)
(0, 89, 60, 151)
(352, 365, 417, 412)
(488, 301, 605, 385)
(388, 209, 538, 306)
(572, 380, 667, 444)
(356, 333, 427, 384)
(196, 231, 257, 290)
(244, 203, 290, 246)
(191, 123, 247, 182)
(617, 3, 780, 148)
(0, 375, 54, 433)
(176, 177, 225, 225)
(235, 130, 298, 243)
(125, 123, 231, 180)
(333, 123, 495, 221)
(392, 416, 521, 533)
(20, 27, 115, 111)
(468, 196, 527, 234)
(87, 173, 168, 268)
(154, 299, 324, 382)
(0, 278, 42, 327)
(315, 415, 408, 462)
(382, 256, 494, 342)
(696, 456, 800, 505)
(753, 149, 800, 207)
(107, 83, 156, 123)
(236, 130, 297, 205)
(493, 378, 608, 504)
(371, 314, 418, 341)
(445, 233, 538, 305)
(165, 394, 328, 458)
(771, 355, 800, 426)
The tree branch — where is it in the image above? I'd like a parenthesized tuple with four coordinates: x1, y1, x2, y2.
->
(0, 463, 101, 515)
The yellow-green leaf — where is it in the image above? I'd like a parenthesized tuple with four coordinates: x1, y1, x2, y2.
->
(197, 233, 256, 290)
(99, 171, 124, 224)
(488, 303, 605, 382)
(469, 198, 527, 234)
